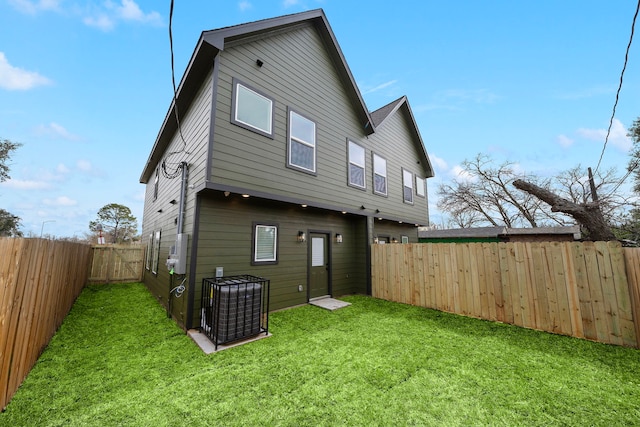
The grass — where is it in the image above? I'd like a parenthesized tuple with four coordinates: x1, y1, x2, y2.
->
(2, 283, 640, 426)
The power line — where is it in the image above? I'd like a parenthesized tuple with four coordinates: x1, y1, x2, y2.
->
(594, 0, 640, 174)
(163, 0, 187, 179)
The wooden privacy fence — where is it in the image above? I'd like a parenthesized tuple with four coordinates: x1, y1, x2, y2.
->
(372, 241, 640, 348)
(88, 245, 145, 284)
(0, 238, 92, 410)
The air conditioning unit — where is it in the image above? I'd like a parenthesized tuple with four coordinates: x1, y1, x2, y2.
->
(201, 275, 268, 349)
(214, 282, 262, 343)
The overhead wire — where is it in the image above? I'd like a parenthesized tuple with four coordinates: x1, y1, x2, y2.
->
(594, 0, 640, 175)
(162, 0, 188, 179)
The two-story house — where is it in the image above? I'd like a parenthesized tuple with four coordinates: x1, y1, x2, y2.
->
(139, 8, 434, 330)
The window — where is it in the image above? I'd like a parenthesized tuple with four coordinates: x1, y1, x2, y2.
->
(403, 169, 414, 204)
(145, 232, 153, 270)
(153, 168, 159, 201)
(401, 235, 409, 244)
(373, 153, 387, 196)
(416, 176, 426, 198)
(348, 140, 365, 189)
(231, 79, 274, 137)
(252, 223, 278, 265)
(151, 229, 161, 274)
(287, 109, 316, 173)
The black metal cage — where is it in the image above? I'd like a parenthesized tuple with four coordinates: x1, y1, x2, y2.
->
(200, 275, 270, 350)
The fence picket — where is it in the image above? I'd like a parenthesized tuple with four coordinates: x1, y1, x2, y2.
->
(371, 241, 640, 349)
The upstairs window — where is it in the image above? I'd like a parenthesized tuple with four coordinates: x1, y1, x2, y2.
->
(416, 176, 426, 198)
(403, 169, 414, 204)
(348, 140, 366, 189)
(287, 109, 316, 174)
(252, 223, 278, 265)
(231, 79, 274, 138)
(373, 153, 387, 196)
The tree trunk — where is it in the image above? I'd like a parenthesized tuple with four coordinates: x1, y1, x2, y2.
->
(513, 179, 616, 241)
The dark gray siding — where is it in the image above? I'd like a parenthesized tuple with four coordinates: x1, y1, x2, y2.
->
(141, 70, 213, 325)
(191, 193, 367, 320)
(209, 22, 429, 225)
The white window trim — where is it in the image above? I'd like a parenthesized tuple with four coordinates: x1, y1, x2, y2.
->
(403, 168, 414, 204)
(151, 229, 161, 275)
(416, 176, 426, 198)
(253, 223, 278, 265)
(373, 153, 388, 196)
(287, 108, 316, 174)
(145, 232, 153, 271)
(347, 140, 366, 190)
(231, 78, 274, 138)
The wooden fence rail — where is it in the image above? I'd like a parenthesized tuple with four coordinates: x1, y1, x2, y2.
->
(88, 245, 145, 284)
(0, 238, 92, 411)
(372, 241, 640, 348)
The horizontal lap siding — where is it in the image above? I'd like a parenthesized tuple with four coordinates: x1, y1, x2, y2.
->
(141, 71, 213, 324)
(211, 23, 428, 225)
(192, 194, 367, 318)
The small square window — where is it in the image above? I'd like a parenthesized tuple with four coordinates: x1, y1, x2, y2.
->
(231, 79, 274, 138)
(401, 235, 409, 244)
(403, 169, 414, 204)
(373, 153, 387, 196)
(252, 223, 278, 265)
(287, 109, 316, 173)
(348, 140, 366, 189)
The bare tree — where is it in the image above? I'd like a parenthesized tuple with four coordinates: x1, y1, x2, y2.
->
(513, 179, 615, 241)
(437, 154, 556, 228)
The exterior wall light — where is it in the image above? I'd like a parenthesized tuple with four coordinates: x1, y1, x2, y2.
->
(335, 233, 343, 243)
(297, 231, 306, 243)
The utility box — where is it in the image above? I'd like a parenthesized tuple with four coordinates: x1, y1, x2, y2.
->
(166, 233, 188, 274)
(200, 275, 270, 350)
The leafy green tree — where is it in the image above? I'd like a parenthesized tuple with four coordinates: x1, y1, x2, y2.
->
(89, 203, 138, 244)
(628, 117, 640, 193)
(0, 138, 23, 237)
(0, 137, 21, 182)
(0, 208, 22, 237)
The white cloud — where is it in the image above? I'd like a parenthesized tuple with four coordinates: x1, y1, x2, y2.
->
(83, 13, 115, 31)
(56, 163, 70, 174)
(577, 119, 631, 152)
(82, 0, 162, 31)
(238, 1, 252, 11)
(8, 0, 60, 14)
(111, 0, 162, 25)
(557, 134, 574, 148)
(451, 165, 476, 182)
(76, 159, 93, 173)
(429, 154, 448, 171)
(43, 196, 77, 207)
(35, 122, 82, 141)
(0, 52, 52, 90)
(0, 179, 52, 190)
(363, 79, 398, 95)
(283, 0, 300, 7)
(436, 89, 500, 104)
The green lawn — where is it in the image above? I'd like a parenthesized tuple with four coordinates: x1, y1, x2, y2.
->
(2, 283, 640, 426)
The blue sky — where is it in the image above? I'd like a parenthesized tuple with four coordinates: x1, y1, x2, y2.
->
(1, 0, 638, 237)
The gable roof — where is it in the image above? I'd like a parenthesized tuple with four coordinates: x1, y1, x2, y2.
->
(370, 96, 434, 178)
(140, 9, 432, 183)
